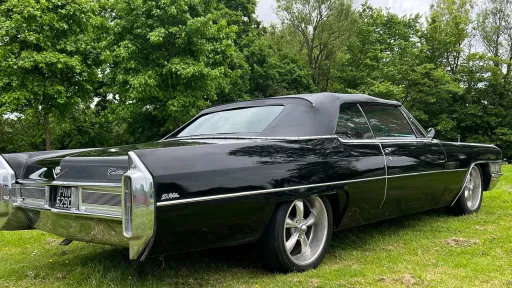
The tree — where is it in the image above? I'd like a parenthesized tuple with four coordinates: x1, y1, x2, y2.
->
(106, 0, 251, 142)
(244, 26, 315, 99)
(0, 0, 107, 150)
(424, 0, 474, 74)
(476, 0, 512, 76)
(275, 0, 357, 90)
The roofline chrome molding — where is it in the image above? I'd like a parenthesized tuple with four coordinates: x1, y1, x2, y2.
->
(157, 168, 468, 207)
(122, 151, 156, 260)
(450, 161, 502, 206)
(270, 96, 316, 106)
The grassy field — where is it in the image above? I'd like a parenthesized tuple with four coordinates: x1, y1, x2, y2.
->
(1, 167, 512, 288)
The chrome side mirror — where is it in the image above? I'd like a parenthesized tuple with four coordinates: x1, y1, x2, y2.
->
(427, 128, 435, 139)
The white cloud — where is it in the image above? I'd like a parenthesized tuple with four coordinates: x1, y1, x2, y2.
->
(256, 0, 432, 25)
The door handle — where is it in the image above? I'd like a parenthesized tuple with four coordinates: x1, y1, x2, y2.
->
(383, 148, 396, 154)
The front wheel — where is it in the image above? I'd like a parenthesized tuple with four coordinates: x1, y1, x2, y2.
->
(450, 165, 483, 215)
(261, 196, 332, 272)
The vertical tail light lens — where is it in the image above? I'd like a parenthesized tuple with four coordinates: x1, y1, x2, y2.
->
(122, 175, 133, 237)
(122, 151, 155, 260)
(0, 156, 15, 201)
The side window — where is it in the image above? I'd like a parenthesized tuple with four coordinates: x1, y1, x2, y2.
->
(401, 108, 427, 138)
(360, 105, 416, 138)
(336, 103, 374, 140)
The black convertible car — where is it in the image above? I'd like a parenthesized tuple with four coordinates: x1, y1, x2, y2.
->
(0, 93, 502, 272)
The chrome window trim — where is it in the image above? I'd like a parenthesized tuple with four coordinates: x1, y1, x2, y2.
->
(399, 106, 429, 138)
(156, 168, 472, 207)
(358, 104, 418, 140)
(338, 139, 379, 144)
(397, 106, 422, 139)
(334, 103, 376, 140)
(377, 139, 434, 143)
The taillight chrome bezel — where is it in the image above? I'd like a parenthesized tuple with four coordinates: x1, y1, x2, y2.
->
(122, 151, 155, 260)
(0, 156, 15, 202)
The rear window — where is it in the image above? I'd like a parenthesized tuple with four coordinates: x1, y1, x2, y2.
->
(178, 106, 284, 137)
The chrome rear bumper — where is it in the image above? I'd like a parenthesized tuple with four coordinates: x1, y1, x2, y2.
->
(488, 172, 502, 191)
(1, 184, 127, 247)
(0, 153, 155, 260)
(22, 207, 128, 247)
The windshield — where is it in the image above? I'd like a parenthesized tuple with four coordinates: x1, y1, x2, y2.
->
(177, 106, 284, 137)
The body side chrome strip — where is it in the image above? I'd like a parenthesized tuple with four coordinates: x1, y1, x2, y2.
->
(156, 168, 475, 207)
(387, 168, 467, 178)
(157, 175, 388, 207)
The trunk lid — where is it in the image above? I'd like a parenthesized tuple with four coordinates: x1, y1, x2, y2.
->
(2, 139, 214, 183)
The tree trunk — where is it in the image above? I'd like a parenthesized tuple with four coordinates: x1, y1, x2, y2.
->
(43, 109, 52, 151)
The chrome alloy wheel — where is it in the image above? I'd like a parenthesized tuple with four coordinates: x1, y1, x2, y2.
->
(283, 197, 328, 265)
(464, 166, 482, 210)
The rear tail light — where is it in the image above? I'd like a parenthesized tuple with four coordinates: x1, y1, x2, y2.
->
(0, 156, 15, 201)
(122, 151, 155, 260)
(122, 176, 133, 237)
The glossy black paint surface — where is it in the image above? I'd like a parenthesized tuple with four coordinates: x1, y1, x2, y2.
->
(0, 93, 503, 260)
(139, 138, 389, 255)
(1, 140, 210, 183)
(379, 140, 446, 215)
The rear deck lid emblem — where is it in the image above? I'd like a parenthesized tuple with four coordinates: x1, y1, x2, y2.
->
(53, 166, 67, 179)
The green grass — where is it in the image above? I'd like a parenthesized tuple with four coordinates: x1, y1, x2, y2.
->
(2, 167, 512, 288)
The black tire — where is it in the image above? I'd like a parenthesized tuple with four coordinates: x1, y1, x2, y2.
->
(261, 196, 333, 272)
(450, 165, 483, 215)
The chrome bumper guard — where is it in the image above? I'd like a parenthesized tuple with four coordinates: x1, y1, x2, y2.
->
(0, 153, 155, 260)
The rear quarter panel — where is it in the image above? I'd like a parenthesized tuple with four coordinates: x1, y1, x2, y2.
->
(134, 138, 385, 256)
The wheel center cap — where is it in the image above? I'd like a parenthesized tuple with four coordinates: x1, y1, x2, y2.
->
(300, 224, 307, 233)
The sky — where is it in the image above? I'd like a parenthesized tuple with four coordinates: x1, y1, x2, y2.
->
(256, 0, 432, 25)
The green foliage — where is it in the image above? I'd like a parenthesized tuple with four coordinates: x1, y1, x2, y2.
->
(105, 0, 251, 142)
(1, 0, 512, 158)
(0, 0, 108, 150)
(275, 0, 357, 90)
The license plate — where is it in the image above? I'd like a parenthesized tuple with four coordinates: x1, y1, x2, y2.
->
(51, 186, 77, 210)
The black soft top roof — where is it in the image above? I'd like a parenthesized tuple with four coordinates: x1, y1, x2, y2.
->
(169, 93, 402, 138)
(200, 92, 400, 115)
